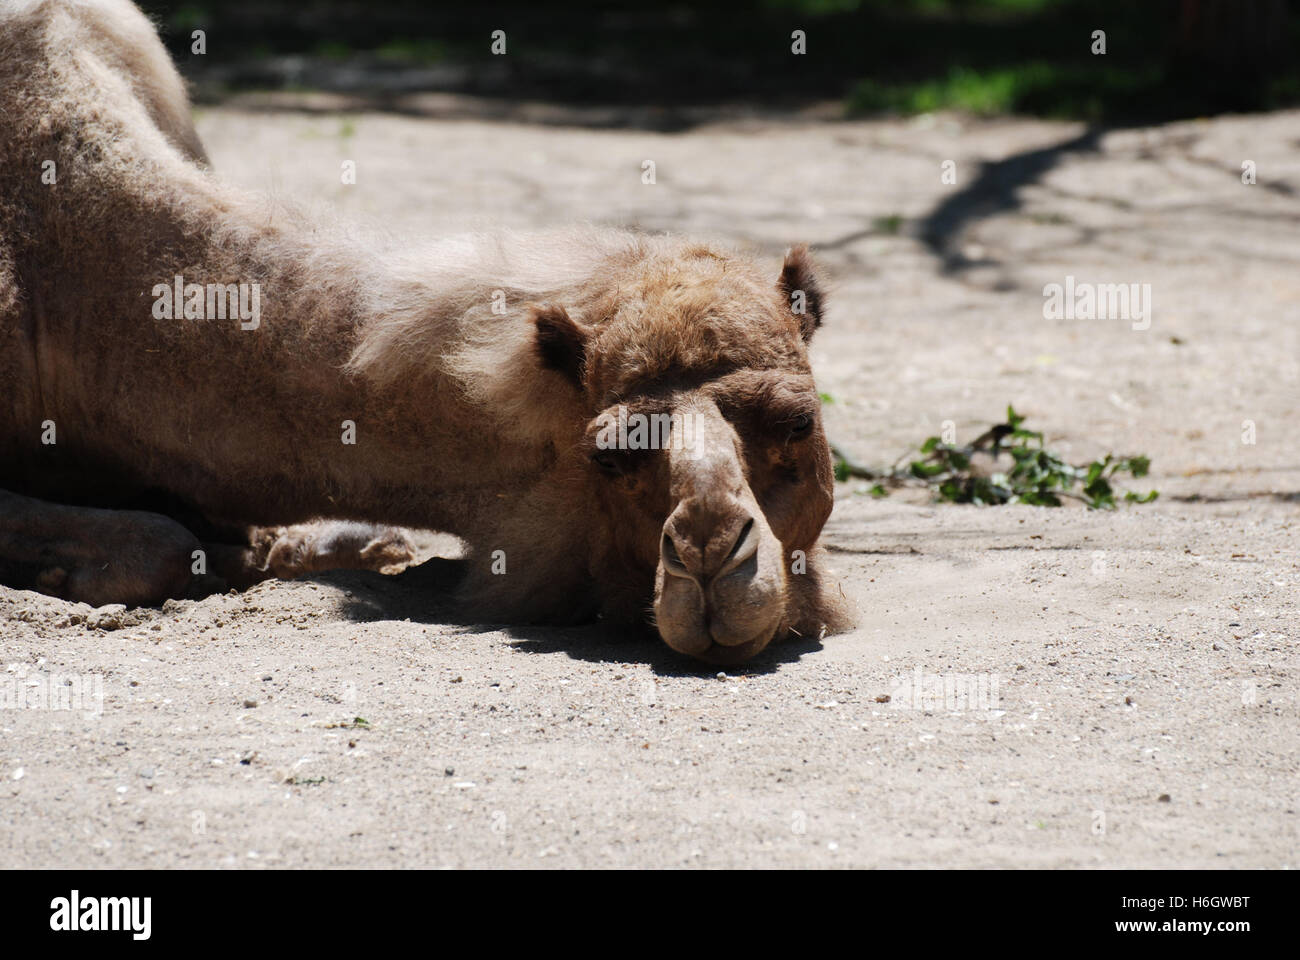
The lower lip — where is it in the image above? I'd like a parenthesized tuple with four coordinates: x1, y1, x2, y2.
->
(699, 631, 775, 664)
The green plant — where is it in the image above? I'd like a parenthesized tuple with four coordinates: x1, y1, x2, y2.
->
(873, 214, 904, 235)
(324, 716, 370, 729)
(833, 406, 1157, 509)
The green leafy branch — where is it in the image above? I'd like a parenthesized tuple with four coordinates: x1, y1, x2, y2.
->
(832, 405, 1158, 509)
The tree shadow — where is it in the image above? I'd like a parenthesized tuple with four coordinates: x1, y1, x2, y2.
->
(918, 126, 1106, 276)
(1164, 491, 1300, 504)
(198, 89, 731, 134)
(808, 125, 1111, 288)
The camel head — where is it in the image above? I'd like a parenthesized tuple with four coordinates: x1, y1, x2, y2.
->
(532, 244, 836, 663)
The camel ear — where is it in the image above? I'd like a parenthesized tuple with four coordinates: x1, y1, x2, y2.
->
(777, 244, 825, 342)
(531, 303, 589, 390)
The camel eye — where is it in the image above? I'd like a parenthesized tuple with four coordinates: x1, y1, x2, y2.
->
(788, 413, 814, 439)
(591, 450, 622, 475)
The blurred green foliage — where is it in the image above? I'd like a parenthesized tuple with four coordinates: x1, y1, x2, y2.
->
(849, 62, 1164, 121)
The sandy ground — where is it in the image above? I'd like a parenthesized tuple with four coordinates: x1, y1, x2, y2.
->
(2, 104, 1297, 868)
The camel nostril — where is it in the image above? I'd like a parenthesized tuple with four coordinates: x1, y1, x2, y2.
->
(661, 532, 688, 575)
(725, 518, 755, 563)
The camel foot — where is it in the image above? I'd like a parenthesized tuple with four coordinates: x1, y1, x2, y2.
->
(250, 521, 418, 581)
(0, 489, 199, 607)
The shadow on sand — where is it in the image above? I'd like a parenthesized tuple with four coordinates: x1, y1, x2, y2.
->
(315, 556, 822, 675)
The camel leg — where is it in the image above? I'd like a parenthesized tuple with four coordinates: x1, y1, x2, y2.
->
(0, 489, 199, 607)
(197, 539, 271, 591)
(253, 521, 418, 580)
(194, 521, 418, 591)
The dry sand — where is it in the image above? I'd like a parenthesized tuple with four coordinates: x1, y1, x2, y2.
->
(2, 105, 1296, 867)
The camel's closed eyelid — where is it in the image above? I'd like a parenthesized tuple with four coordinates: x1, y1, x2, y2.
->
(590, 449, 623, 475)
(738, 401, 818, 436)
(586, 444, 651, 476)
(785, 412, 815, 437)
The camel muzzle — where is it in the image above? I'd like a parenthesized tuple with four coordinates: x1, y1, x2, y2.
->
(654, 494, 786, 662)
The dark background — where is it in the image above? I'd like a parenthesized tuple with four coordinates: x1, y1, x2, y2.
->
(138, 0, 1299, 127)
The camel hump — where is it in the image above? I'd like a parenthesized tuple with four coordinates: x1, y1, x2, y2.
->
(2, 0, 209, 165)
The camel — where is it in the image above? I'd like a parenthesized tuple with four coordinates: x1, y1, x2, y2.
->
(0, 0, 852, 663)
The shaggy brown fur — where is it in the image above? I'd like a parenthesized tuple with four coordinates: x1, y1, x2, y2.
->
(0, 0, 852, 661)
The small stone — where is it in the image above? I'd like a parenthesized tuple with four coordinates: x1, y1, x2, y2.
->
(1158, 793, 1171, 803)
(243, 699, 258, 709)
(89, 604, 129, 630)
